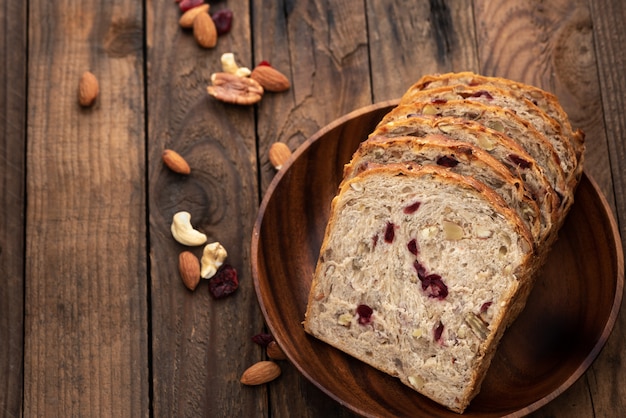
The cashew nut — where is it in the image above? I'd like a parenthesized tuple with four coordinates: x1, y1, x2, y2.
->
(171, 211, 207, 246)
(201, 241, 228, 279)
(221, 52, 251, 77)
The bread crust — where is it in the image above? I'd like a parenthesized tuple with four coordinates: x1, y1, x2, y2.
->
(343, 134, 542, 247)
(370, 115, 560, 247)
(406, 71, 585, 162)
(377, 100, 573, 218)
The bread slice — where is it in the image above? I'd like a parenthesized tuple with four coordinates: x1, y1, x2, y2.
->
(399, 84, 579, 188)
(343, 134, 541, 247)
(303, 163, 536, 413)
(371, 116, 559, 246)
(404, 71, 585, 162)
(377, 100, 573, 218)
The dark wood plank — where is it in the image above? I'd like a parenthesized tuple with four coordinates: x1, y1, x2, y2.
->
(367, 0, 480, 101)
(24, 0, 149, 416)
(147, 2, 266, 416)
(472, 0, 618, 416)
(0, 1, 26, 417)
(583, 0, 626, 416)
(252, 0, 371, 416)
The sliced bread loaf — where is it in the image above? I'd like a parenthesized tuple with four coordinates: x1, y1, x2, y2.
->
(303, 163, 536, 413)
(377, 100, 573, 219)
(405, 71, 585, 162)
(399, 84, 579, 188)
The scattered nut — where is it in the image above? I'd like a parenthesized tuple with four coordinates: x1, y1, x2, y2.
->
(179, 251, 201, 291)
(193, 11, 217, 48)
(266, 341, 287, 360)
(200, 242, 228, 279)
(179, 3, 209, 28)
(268, 142, 291, 170)
(78, 71, 99, 107)
(171, 211, 208, 246)
(240, 361, 281, 385)
(207, 72, 263, 105)
(162, 149, 191, 175)
(250, 64, 290, 92)
(221, 53, 251, 77)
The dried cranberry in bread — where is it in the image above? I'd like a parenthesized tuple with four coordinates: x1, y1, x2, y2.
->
(405, 71, 585, 162)
(303, 163, 536, 413)
(371, 116, 559, 246)
(378, 100, 573, 219)
(399, 84, 579, 189)
(343, 134, 542, 247)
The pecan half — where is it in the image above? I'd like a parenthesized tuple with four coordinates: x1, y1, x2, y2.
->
(207, 72, 264, 105)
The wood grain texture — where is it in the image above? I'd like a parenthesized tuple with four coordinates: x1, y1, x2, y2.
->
(24, 0, 148, 416)
(585, 0, 626, 416)
(472, 1, 618, 416)
(252, 1, 371, 416)
(0, 1, 26, 417)
(473, 0, 613, 203)
(147, 1, 266, 417)
(366, 0, 479, 101)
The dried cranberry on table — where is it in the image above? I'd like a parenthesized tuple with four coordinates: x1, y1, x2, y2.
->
(178, 0, 204, 12)
(212, 9, 234, 35)
(251, 333, 275, 347)
(208, 264, 239, 299)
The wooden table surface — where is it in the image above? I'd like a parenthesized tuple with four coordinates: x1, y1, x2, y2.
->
(1, 0, 625, 417)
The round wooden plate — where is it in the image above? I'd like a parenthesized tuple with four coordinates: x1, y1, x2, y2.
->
(251, 101, 624, 417)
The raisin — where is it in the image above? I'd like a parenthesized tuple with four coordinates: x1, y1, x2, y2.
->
(208, 264, 239, 299)
(436, 155, 459, 167)
(384, 222, 395, 243)
(407, 239, 419, 256)
(431, 98, 447, 104)
(252, 333, 275, 347)
(480, 301, 493, 313)
(356, 304, 373, 325)
(179, 0, 204, 12)
(212, 9, 234, 35)
(508, 154, 532, 169)
(413, 260, 427, 280)
(421, 274, 448, 300)
(403, 201, 421, 214)
(434, 321, 445, 342)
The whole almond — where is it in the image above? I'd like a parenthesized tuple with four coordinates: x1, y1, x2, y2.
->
(268, 142, 291, 170)
(240, 361, 281, 385)
(78, 71, 99, 107)
(250, 65, 290, 92)
(266, 341, 287, 360)
(162, 149, 191, 175)
(179, 4, 210, 28)
(179, 251, 201, 291)
(193, 12, 217, 48)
